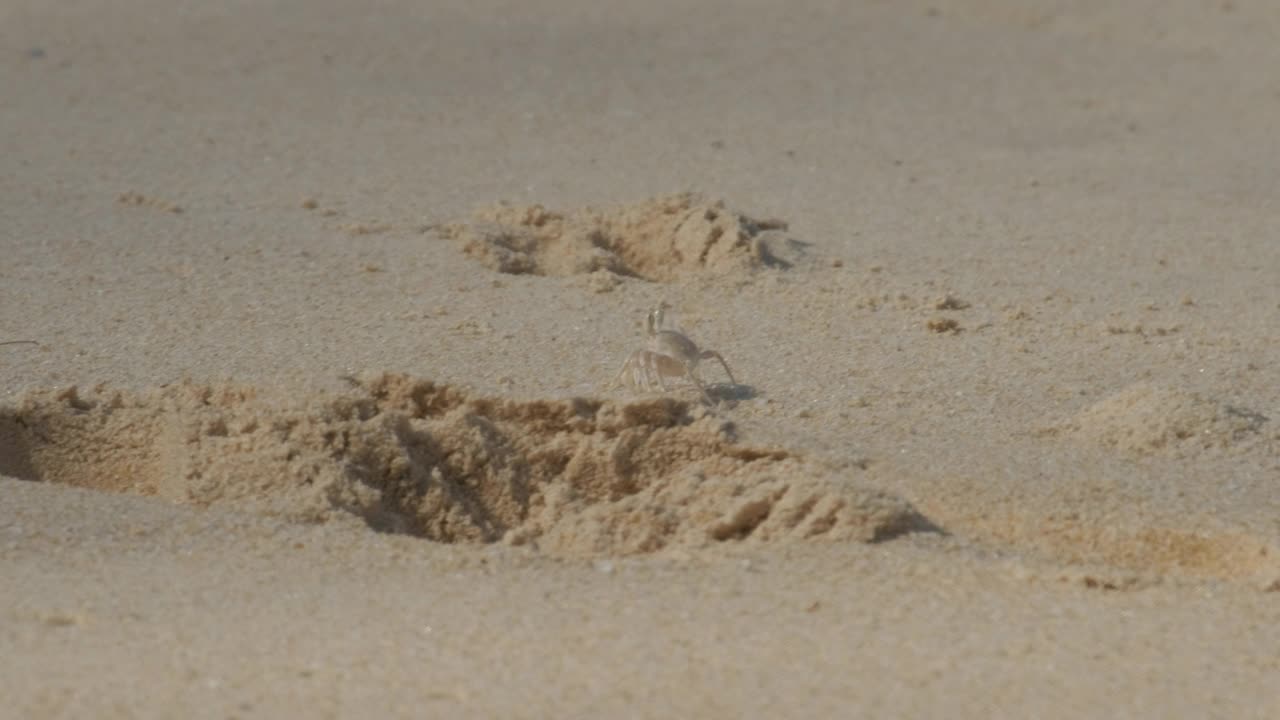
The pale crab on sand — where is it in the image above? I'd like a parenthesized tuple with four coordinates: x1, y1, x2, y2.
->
(612, 303, 736, 403)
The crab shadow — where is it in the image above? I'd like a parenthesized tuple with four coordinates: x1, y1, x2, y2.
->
(754, 235, 815, 270)
(706, 382, 758, 405)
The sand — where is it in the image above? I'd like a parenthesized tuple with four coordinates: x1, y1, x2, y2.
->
(2, 0, 1279, 717)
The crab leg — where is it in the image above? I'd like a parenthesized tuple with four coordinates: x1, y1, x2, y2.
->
(612, 353, 640, 389)
(682, 365, 713, 404)
(699, 350, 736, 385)
(614, 351, 663, 392)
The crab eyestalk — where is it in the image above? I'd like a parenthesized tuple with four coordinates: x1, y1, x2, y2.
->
(648, 302, 670, 336)
(649, 301, 673, 334)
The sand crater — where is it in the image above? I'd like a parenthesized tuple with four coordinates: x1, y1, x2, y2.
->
(444, 193, 808, 282)
(0, 374, 929, 557)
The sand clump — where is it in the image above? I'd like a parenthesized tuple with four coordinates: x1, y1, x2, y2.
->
(0, 374, 928, 557)
(444, 193, 808, 282)
(1062, 383, 1271, 456)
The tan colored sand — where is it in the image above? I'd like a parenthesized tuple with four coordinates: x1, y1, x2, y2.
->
(3, 0, 1280, 717)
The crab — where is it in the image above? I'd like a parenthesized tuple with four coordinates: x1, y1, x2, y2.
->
(612, 303, 736, 403)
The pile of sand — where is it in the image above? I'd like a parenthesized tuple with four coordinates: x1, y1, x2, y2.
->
(444, 193, 808, 282)
(0, 374, 928, 557)
(1062, 383, 1271, 457)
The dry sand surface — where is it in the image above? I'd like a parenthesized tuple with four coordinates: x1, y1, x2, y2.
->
(2, 0, 1279, 717)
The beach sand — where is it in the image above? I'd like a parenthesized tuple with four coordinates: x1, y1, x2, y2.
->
(2, 0, 1279, 716)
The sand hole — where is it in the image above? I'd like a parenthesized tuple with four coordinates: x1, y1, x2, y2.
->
(0, 374, 929, 557)
(444, 193, 808, 282)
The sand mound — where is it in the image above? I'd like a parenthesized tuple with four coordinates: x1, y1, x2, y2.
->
(1064, 383, 1270, 456)
(955, 507, 1280, 586)
(0, 375, 928, 557)
(444, 193, 807, 282)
